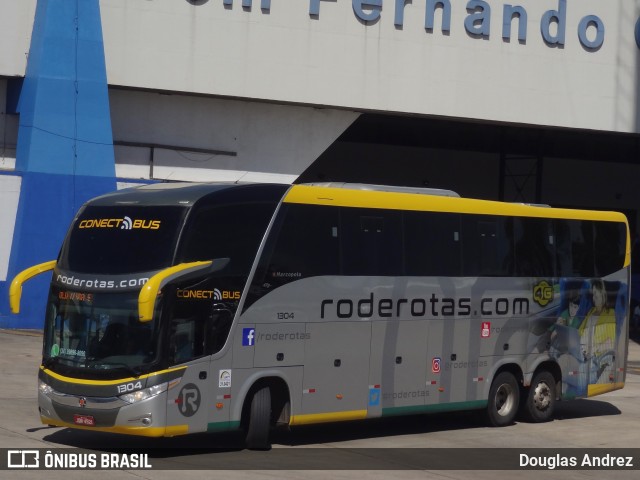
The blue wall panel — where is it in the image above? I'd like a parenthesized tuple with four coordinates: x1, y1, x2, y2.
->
(0, 173, 116, 329)
(1, 0, 116, 329)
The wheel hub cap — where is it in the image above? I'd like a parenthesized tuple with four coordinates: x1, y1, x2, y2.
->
(533, 382, 551, 410)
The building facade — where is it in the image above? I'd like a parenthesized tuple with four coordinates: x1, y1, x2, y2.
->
(1, 0, 640, 328)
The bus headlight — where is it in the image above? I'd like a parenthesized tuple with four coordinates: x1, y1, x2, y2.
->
(119, 378, 181, 404)
(38, 379, 53, 396)
(119, 382, 167, 404)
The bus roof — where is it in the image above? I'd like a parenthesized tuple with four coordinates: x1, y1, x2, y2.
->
(284, 184, 628, 224)
(84, 181, 627, 225)
(85, 182, 286, 207)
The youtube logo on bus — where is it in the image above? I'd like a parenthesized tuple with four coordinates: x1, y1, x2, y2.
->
(481, 322, 491, 338)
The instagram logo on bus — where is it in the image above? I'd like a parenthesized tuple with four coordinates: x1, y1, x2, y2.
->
(432, 357, 441, 373)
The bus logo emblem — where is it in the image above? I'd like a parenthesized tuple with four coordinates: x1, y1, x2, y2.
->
(177, 383, 200, 417)
(78, 397, 87, 408)
(481, 322, 491, 338)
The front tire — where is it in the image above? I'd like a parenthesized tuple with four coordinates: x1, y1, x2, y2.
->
(487, 371, 520, 427)
(522, 371, 556, 423)
(245, 386, 272, 450)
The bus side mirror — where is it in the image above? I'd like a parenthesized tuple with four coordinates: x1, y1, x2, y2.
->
(138, 258, 230, 322)
(9, 260, 57, 314)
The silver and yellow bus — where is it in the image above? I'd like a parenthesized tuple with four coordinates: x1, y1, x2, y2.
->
(10, 182, 630, 448)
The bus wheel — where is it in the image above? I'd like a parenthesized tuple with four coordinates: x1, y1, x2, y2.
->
(245, 386, 272, 450)
(487, 371, 519, 427)
(522, 371, 555, 423)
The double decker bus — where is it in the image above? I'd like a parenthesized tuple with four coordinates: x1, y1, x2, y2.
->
(10, 182, 630, 449)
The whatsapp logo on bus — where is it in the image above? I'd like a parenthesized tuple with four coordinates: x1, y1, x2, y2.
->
(533, 280, 554, 307)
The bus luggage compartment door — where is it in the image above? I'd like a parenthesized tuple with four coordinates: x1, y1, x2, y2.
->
(301, 321, 371, 418)
(370, 320, 428, 413)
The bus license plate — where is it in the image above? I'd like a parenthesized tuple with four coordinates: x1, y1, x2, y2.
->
(73, 414, 95, 426)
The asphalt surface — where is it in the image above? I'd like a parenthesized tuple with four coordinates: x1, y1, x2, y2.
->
(1, 329, 639, 479)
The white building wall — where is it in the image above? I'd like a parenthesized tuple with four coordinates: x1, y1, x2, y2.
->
(0, 0, 35, 77)
(109, 89, 359, 181)
(101, 0, 640, 133)
(0, 175, 21, 281)
(1, 1, 638, 294)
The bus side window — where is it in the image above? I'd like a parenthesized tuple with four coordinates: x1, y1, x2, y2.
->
(341, 208, 402, 276)
(244, 204, 340, 310)
(554, 219, 599, 278)
(554, 220, 572, 277)
(594, 222, 626, 277)
(460, 215, 513, 277)
(567, 220, 595, 277)
(404, 211, 461, 276)
(266, 204, 339, 281)
(169, 299, 233, 362)
(172, 329, 193, 365)
(167, 290, 209, 365)
(513, 218, 555, 277)
(178, 203, 276, 276)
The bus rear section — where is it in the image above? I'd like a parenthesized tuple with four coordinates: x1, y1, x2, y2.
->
(236, 185, 630, 435)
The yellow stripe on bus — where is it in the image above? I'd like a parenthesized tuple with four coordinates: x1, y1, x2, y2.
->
(289, 410, 368, 426)
(40, 366, 186, 386)
(41, 416, 189, 437)
(587, 382, 625, 397)
(284, 185, 626, 221)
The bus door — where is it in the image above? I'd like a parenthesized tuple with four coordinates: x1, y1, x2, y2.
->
(302, 322, 371, 417)
(163, 285, 233, 434)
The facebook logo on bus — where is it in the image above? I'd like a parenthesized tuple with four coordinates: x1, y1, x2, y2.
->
(242, 328, 255, 346)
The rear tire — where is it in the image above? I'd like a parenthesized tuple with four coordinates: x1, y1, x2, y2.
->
(522, 371, 556, 423)
(245, 386, 272, 450)
(486, 371, 520, 427)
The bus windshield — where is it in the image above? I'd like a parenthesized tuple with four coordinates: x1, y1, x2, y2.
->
(43, 285, 160, 377)
(58, 205, 188, 274)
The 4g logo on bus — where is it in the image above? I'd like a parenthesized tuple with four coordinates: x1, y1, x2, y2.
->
(533, 280, 554, 307)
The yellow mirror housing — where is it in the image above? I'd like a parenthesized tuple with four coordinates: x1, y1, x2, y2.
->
(138, 261, 213, 322)
(9, 260, 57, 314)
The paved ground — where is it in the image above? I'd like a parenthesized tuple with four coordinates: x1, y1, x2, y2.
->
(1, 329, 639, 479)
